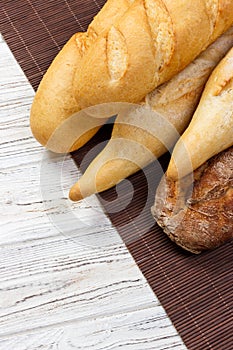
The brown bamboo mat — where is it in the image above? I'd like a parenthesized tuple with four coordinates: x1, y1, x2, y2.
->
(1, 1, 233, 349)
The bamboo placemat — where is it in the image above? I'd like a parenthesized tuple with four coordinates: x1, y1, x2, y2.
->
(1, 1, 233, 349)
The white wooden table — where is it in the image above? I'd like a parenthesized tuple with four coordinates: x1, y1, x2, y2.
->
(0, 34, 187, 350)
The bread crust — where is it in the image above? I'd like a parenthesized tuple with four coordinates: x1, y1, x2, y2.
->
(152, 147, 233, 254)
(167, 46, 233, 180)
(75, 0, 233, 108)
(30, 34, 96, 153)
(30, 0, 134, 152)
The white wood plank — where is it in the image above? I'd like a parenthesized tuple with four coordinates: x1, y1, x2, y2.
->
(0, 33, 186, 349)
(0, 307, 186, 350)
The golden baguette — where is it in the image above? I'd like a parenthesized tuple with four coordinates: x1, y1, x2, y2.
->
(167, 46, 233, 180)
(74, 0, 233, 108)
(30, 0, 135, 153)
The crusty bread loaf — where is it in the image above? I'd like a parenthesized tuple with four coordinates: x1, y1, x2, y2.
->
(74, 0, 233, 109)
(30, 0, 135, 153)
(69, 27, 233, 201)
(152, 147, 233, 254)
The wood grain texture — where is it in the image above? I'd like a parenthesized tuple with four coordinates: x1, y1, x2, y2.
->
(0, 34, 186, 350)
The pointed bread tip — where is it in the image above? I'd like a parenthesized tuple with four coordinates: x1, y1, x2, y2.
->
(69, 182, 84, 202)
(166, 157, 179, 181)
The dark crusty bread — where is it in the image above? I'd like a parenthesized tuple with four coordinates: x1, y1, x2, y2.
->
(152, 147, 233, 254)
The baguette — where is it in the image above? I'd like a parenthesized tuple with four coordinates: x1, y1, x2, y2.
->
(151, 147, 233, 254)
(167, 46, 233, 180)
(69, 28, 233, 201)
(30, 0, 135, 153)
(74, 0, 233, 109)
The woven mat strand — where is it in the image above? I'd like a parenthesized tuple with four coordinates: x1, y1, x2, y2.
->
(1, 1, 233, 349)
